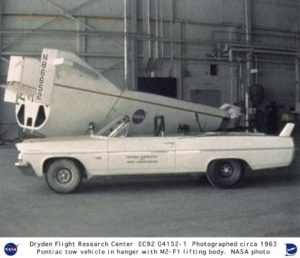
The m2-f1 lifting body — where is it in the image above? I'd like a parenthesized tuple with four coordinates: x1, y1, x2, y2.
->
(3, 48, 240, 137)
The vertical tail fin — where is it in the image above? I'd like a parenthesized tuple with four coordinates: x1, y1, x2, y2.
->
(35, 49, 58, 105)
(279, 123, 295, 137)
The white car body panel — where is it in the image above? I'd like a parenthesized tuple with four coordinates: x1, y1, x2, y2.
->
(15, 124, 295, 181)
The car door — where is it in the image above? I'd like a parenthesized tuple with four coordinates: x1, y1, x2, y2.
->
(108, 136, 175, 174)
(175, 136, 205, 173)
(75, 136, 109, 176)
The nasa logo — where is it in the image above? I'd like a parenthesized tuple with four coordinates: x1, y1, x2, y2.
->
(132, 109, 146, 124)
(4, 243, 18, 256)
(286, 243, 297, 256)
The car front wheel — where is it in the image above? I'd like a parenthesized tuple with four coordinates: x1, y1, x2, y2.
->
(207, 159, 244, 189)
(45, 159, 82, 193)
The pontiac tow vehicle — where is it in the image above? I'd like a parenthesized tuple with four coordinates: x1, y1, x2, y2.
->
(15, 117, 295, 193)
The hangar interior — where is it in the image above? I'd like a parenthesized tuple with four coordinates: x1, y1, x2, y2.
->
(0, 0, 300, 237)
(0, 0, 300, 139)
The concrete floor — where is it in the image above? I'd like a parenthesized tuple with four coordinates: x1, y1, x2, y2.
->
(0, 139, 299, 237)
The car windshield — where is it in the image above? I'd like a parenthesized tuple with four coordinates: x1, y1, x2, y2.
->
(96, 116, 130, 138)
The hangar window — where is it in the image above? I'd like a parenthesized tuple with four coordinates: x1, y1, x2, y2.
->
(138, 77, 177, 98)
(210, 64, 218, 76)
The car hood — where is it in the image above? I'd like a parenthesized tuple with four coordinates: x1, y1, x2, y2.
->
(22, 135, 91, 143)
(15, 135, 105, 153)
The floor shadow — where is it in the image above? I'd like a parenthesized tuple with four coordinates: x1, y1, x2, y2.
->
(78, 174, 211, 194)
(243, 167, 300, 189)
(75, 166, 300, 194)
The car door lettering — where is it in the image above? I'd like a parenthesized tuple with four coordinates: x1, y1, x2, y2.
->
(126, 155, 158, 164)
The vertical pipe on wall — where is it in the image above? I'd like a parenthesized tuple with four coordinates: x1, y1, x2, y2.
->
(244, 0, 252, 79)
(238, 57, 244, 103)
(142, 0, 151, 75)
(245, 90, 249, 130)
(75, 22, 81, 53)
(294, 2, 300, 111)
(169, 0, 174, 77)
(229, 47, 236, 104)
(179, 21, 186, 100)
(0, 0, 2, 81)
(129, 0, 137, 90)
(244, 0, 252, 45)
(179, 0, 187, 100)
(76, 18, 87, 61)
(244, 0, 252, 129)
(160, 0, 164, 58)
(295, 24, 298, 49)
(146, 0, 151, 58)
(124, 0, 129, 90)
(155, 0, 159, 60)
(255, 55, 258, 84)
(296, 58, 300, 111)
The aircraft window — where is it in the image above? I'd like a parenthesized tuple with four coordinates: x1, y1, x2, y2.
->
(35, 105, 46, 127)
(17, 104, 25, 125)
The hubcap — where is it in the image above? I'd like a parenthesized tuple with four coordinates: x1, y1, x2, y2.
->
(56, 168, 72, 184)
(219, 163, 234, 177)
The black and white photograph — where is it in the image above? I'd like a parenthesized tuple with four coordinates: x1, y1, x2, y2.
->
(0, 0, 299, 256)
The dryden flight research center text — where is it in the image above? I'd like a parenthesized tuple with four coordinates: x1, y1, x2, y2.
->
(28, 239, 280, 257)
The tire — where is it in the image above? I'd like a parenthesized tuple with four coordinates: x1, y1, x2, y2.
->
(207, 159, 244, 189)
(45, 159, 82, 193)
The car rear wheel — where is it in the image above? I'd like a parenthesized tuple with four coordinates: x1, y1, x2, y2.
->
(45, 159, 82, 193)
(207, 159, 244, 189)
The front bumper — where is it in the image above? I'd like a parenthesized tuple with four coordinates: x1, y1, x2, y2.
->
(15, 160, 35, 176)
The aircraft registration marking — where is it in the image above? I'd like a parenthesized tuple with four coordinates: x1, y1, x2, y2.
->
(36, 53, 49, 101)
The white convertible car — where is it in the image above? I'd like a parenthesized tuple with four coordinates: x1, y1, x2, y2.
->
(15, 117, 295, 193)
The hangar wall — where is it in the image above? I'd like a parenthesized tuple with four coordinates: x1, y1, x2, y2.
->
(0, 0, 299, 139)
